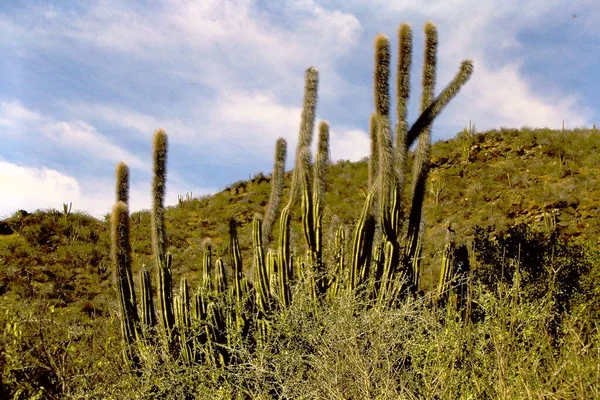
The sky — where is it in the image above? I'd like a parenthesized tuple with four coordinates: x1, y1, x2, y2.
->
(1, 0, 598, 219)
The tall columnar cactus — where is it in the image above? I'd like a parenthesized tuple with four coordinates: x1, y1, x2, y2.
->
(313, 121, 330, 261)
(350, 190, 377, 292)
(438, 230, 471, 315)
(302, 121, 330, 298)
(394, 24, 412, 204)
(405, 22, 437, 274)
(111, 200, 140, 367)
(202, 245, 212, 292)
(229, 218, 244, 306)
(327, 227, 345, 300)
(140, 266, 157, 328)
(151, 129, 175, 342)
(368, 114, 380, 190)
(366, 22, 473, 301)
(287, 67, 319, 208)
(229, 218, 250, 336)
(277, 205, 292, 307)
(252, 217, 270, 315)
(109, 20, 473, 374)
(213, 258, 227, 295)
(262, 138, 287, 246)
(175, 278, 193, 365)
(116, 162, 129, 204)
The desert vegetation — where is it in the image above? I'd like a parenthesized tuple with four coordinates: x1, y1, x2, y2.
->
(1, 22, 599, 399)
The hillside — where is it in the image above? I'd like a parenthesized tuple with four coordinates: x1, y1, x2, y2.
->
(2, 126, 600, 398)
(1, 126, 599, 308)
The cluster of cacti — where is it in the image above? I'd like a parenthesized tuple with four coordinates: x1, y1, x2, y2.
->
(111, 21, 474, 370)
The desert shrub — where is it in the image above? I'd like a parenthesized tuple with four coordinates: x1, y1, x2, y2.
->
(472, 224, 589, 316)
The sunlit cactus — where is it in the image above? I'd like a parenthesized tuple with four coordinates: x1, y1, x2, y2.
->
(213, 258, 227, 295)
(288, 67, 319, 208)
(115, 162, 129, 204)
(262, 138, 287, 245)
(202, 245, 212, 292)
(107, 20, 474, 376)
(252, 217, 270, 315)
(368, 114, 380, 190)
(151, 129, 175, 344)
(111, 200, 140, 368)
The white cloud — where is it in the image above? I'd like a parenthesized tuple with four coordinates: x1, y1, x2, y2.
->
(0, 100, 147, 169)
(66, 103, 196, 143)
(329, 128, 370, 162)
(0, 160, 217, 219)
(0, 161, 82, 218)
(327, 0, 593, 135)
(457, 62, 589, 130)
(0, 0, 597, 184)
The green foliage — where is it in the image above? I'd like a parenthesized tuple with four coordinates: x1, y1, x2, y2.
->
(473, 224, 589, 316)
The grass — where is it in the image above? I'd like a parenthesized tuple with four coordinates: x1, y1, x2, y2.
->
(2, 280, 599, 398)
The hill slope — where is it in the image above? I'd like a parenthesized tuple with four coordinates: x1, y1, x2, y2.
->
(2, 126, 600, 306)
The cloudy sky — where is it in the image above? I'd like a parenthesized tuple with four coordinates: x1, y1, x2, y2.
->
(1, 0, 598, 219)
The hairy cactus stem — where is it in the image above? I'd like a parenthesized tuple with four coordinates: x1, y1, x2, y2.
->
(262, 138, 287, 246)
(111, 201, 141, 368)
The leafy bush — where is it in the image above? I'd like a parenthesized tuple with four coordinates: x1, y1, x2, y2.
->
(472, 224, 589, 315)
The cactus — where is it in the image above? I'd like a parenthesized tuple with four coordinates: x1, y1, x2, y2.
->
(202, 245, 212, 292)
(394, 24, 412, 212)
(214, 258, 227, 295)
(262, 138, 287, 246)
(151, 130, 176, 346)
(108, 20, 474, 376)
(350, 190, 377, 292)
(116, 162, 129, 204)
(287, 67, 319, 209)
(111, 200, 140, 368)
(367, 22, 473, 301)
(405, 23, 437, 276)
(140, 266, 157, 328)
(312, 121, 330, 297)
(229, 218, 243, 305)
(175, 278, 194, 364)
(252, 217, 270, 315)
(277, 205, 292, 307)
(368, 114, 380, 190)
(327, 227, 345, 300)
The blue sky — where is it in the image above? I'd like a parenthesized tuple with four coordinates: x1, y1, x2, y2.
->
(1, 0, 598, 218)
